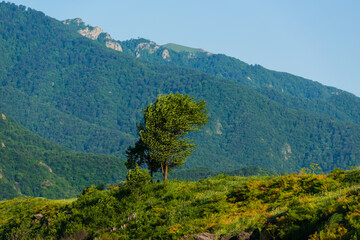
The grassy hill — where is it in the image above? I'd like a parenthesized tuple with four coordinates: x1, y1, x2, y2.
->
(162, 43, 205, 53)
(0, 112, 127, 200)
(1, 169, 360, 239)
(2, 3, 360, 174)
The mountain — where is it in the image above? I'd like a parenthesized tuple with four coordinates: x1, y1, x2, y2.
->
(64, 18, 333, 100)
(1, 3, 360, 174)
(0, 112, 127, 199)
(65, 18, 360, 125)
(124, 40, 360, 123)
(62, 18, 123, 52)
(65, 17, 360, 126)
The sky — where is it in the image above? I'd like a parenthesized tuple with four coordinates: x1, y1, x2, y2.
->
(8, 0, 360, 96)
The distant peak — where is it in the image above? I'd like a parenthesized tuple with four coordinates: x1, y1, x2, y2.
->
(162, 43, 211, 55)
(62, 18, 86, 28)
(63, 18, 83, 24)
(62, 18, 122, 52)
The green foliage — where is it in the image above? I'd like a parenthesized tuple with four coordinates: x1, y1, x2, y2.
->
(124, 39, 360, 125)
(300, 163, 323, 175)
(3, 170, 360, 239)
(126, 165, 152, 197)
(137, 93, 209, 180)
(2, 2, 360, 176)
(158, 166, 281, 181)
(0, 112, 127, 200)
(125, 122, 160, 178)
(126, 165, 151, 184)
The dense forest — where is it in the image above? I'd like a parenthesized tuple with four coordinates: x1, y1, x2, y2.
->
(1, 3, 360, 174)
(118, 37, 360, 124)
(69, 18, 360, 126)
(0, 112, 127, 199)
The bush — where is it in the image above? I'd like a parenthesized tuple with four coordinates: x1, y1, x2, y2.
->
(126, 165, 152, 198)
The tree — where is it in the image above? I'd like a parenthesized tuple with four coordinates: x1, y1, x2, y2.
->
(125, 122, 160, 178)
(125, 93, 209, 181)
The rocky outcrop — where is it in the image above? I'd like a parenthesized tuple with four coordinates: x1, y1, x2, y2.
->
(33, 213, 44, 220)
(193, 233, 217, 240)
(281, 143, 292, 160)
(63, 18, 123, 52)
(78, 26, 103, 40)
(135, 42, 159, 55)
(105, 41, 123, 52)
(191, 232, 256, 240)
(221, 232, 253, 240)
(216, 119, 223, 135)
(162, 49, 170, 60)
(39, 161, 53, 173)
(63, 18, 83, 25)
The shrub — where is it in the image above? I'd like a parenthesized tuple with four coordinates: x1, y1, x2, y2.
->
(126, 165, 152, 198)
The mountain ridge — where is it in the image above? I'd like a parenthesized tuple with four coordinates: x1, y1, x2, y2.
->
(63, 18, 340, 97)
(63, 18, 360, 125)
(1, 2, 360, 174)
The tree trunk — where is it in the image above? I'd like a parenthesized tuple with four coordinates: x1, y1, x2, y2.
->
(164, 164, 168, 181)
(161, 162, 164, 175)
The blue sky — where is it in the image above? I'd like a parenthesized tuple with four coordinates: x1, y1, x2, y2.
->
(9, 0, 360, 96)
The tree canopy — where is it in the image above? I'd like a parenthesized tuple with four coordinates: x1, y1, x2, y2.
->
(126, 93, 209, 181)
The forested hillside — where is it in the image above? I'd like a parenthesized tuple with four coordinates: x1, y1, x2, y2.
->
(119, 38, 360, 124)
(1, 3, 360, 173)
(67, 17, 360, 124)
(0, 110, 279, 200)
(0, 112, 127, 199)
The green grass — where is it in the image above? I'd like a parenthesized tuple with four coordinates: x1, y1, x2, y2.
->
(2, 170, 360, 239)
(162, 43, 205, 53)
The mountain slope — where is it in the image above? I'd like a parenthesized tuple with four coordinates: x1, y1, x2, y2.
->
(115, 37, 338, 99)
(2, 3, 360, 173)
(65, 18, 360, 124)
(80, 31, 360, 125)
(0, 112, 127, 199)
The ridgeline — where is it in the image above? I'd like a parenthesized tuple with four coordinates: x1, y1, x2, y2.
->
(1, 3, 360, 173)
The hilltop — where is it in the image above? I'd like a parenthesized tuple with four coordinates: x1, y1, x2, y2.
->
(1, 169, 360, 239)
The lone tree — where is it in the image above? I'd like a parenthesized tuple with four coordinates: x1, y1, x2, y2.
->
(125, 93, 209, 181)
